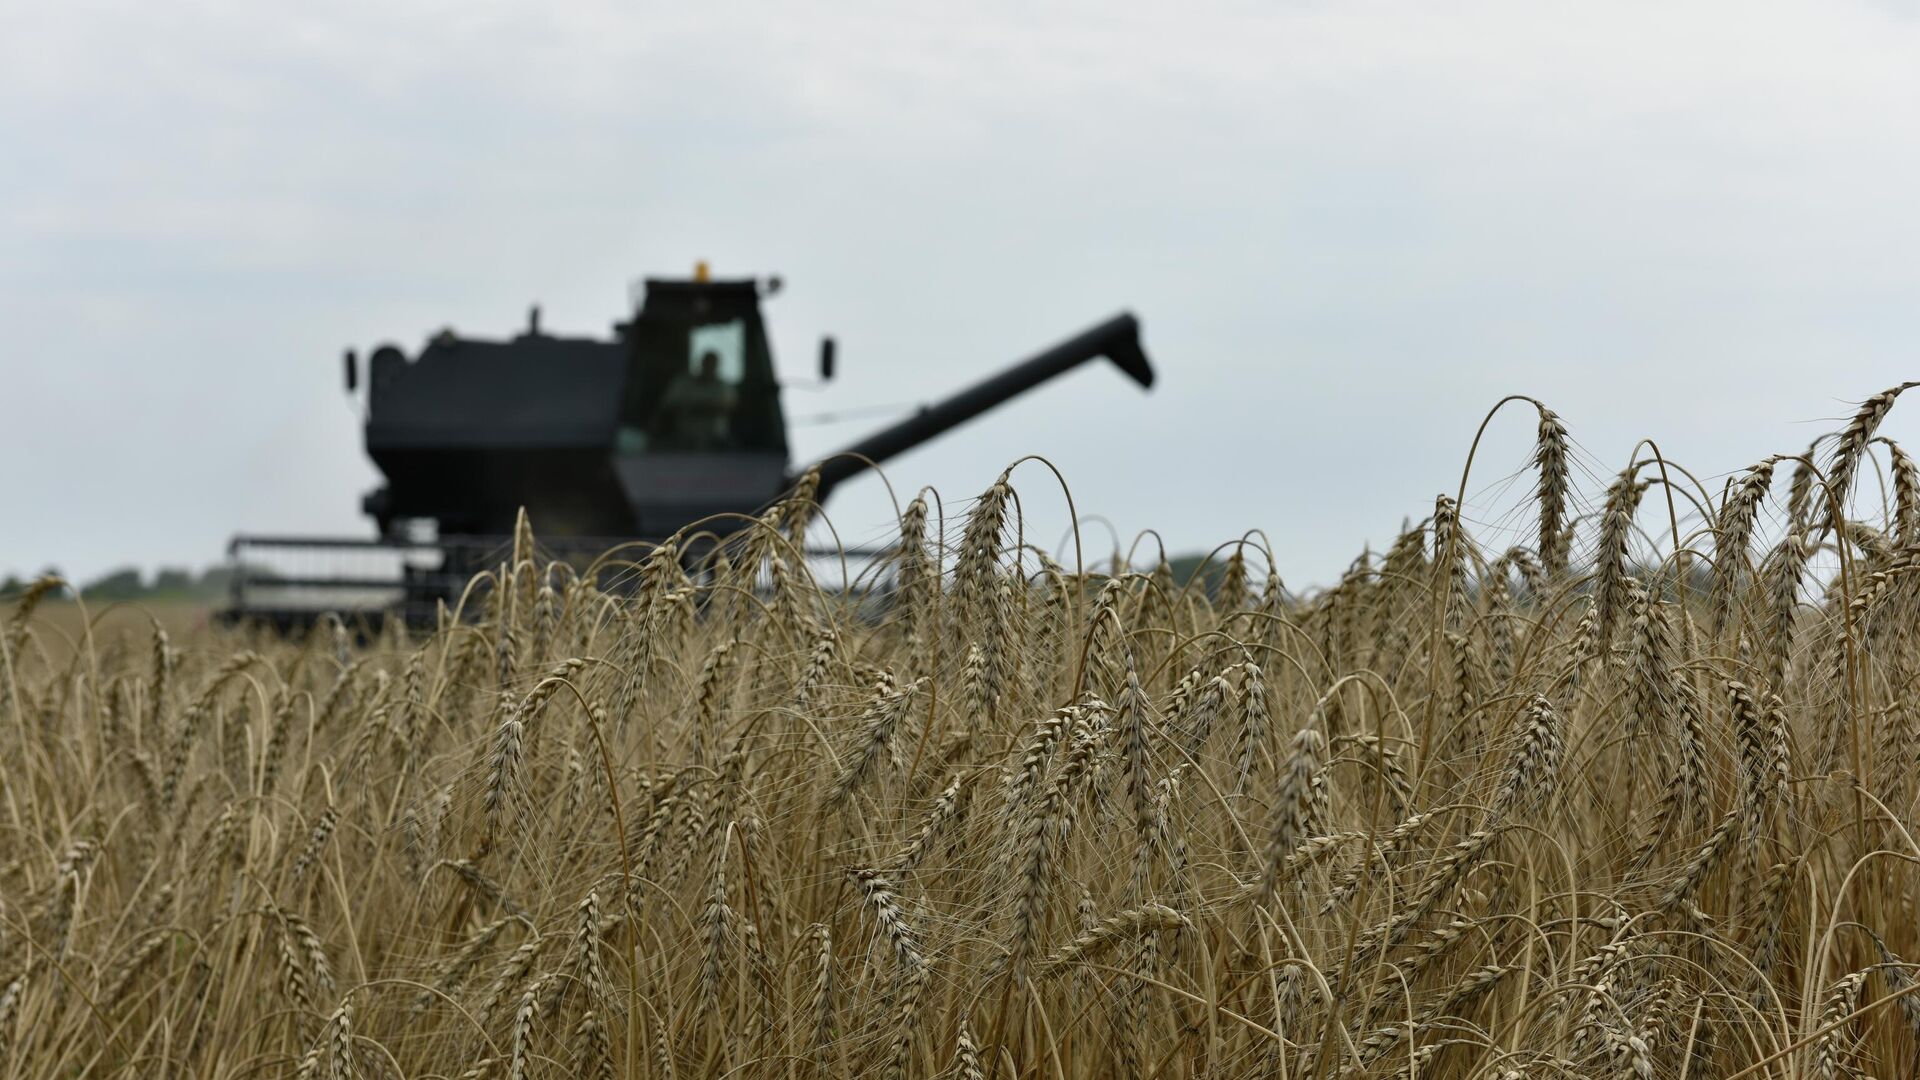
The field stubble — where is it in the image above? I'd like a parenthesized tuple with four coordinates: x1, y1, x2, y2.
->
(4, 386, 1920, 1078)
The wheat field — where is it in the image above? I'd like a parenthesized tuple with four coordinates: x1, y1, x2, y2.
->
(5, 386, 1920, 1078)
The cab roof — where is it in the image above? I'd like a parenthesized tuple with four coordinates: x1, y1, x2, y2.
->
(634, 278, 765, 322)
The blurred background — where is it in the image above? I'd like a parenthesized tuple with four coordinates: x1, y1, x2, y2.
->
(3, 0, 1918, 599)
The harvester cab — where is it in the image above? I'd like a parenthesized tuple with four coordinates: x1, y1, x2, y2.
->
(229, 267, 1155, 627)
(360, 269, 797, 541)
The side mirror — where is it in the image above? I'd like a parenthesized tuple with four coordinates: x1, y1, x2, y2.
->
(819, 336, 836, 381)
(344, 349, 358, 393)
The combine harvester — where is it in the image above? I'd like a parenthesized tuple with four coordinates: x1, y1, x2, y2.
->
(226, 266, 1155, 628)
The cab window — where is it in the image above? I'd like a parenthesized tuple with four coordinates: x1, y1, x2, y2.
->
(689, 320, 746, 383)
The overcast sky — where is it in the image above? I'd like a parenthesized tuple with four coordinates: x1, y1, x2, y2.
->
(4, 0, 1919, 588)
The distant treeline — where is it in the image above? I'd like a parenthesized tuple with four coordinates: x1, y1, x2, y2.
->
(0, 565, 243, 602)
(2, 550, 1713, 607)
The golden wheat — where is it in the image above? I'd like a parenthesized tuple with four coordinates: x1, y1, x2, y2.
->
(7, 386, 1920, 1077)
